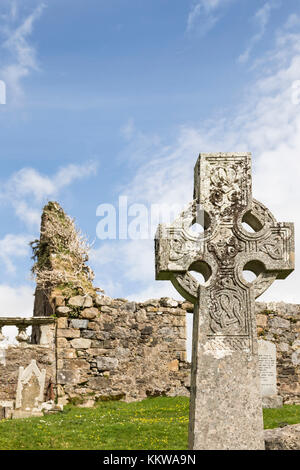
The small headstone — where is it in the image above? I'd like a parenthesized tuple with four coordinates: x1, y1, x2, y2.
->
(13, 359, 46, 418)
(258, 339, 283, 408)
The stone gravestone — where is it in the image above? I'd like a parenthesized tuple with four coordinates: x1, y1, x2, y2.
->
(155, 153, 294, 450)
(258, 339, 283, 408)
(13, 359, 46, 418)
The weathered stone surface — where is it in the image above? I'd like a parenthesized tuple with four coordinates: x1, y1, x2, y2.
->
(87, 376, 110, 389)
(167, 359, 179, 371)
(14, 360, 46, 417)
(69, 319, 89, 329)
(83, 296, 93, 308)
(96, 357, 118, 371)
(81, 308, 98, 319)
(57, 317, 68, 329)
(57, 328, 80, 339)
(57, 348, 77, 359)
(57, 337, 69, 348)
(56, 307, 71, 316)
(264, 424, 300, 450)
(155, 152, 295, 450)
(256, 314, 268, 328)
(68, 296, 85, 307)
(95, 295, 112, 306)
(57, 369, 81, 385)
(262, 396, 283, 408)
(269, 317, 291, 330)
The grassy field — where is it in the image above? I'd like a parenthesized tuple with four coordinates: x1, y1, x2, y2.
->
(0, 397, 299, 450)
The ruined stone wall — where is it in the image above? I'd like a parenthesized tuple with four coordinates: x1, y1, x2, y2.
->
(0, 299, 299, 410)
(255, 302, 300, 404)
(55, 295, 191, 405)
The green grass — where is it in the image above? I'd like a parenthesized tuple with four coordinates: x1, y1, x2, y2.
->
(0, 397, 299, 450)
(263, 404, 300, 429)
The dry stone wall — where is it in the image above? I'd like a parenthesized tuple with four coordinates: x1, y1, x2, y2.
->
(55, 294, 191, 405)
(256, 302, 300, 404)
(0, 298, 299, 411)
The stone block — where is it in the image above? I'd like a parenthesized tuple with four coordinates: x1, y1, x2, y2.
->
(157, 327, 174, 336)
(256, 314, 268, 328)
(63, 359, 90, 370)
(57, 328, 80, 339)
(90, 340, 104, 348)
(56, 306, 71, 317)
(81, 330, 97, 339)
(57, 317, 68, 329)
(57, 369, 81, 385)
(83, 296, 93, 308)
(57, 337, 69, 348)
(54, 296, 65, 307)
(269, 317, 291, 330)
(100, 306, 112, 313)
(70, 338, 91, 349)
(69, 319, 89, 329)
(68, 296, 85, 307)
(88, 322, 99, 331)
(160, 298, 178, 308)
(57, 348, 77, 359)
(87, 348, 107, 356)
(96, 357, 119, 371)
(264, 424, 300, 450)
(262, 396, 283, 408)
(181, 302, 194, 312)
(81, 307, 98, 319)
(95, 295, 112, 306)
(167, 359, 179, 371)
(88, 376, 110, 388)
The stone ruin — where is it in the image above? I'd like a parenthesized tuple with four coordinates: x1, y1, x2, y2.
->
(0, 166, 299, 448)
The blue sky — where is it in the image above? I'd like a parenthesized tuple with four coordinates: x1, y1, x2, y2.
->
(0, 0, 300, 322)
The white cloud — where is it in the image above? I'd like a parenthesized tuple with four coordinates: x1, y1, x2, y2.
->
(102, 18, 300, 304)
(238, 1, 280, 64)
(0, 284, 34, 316)
(0, 233, 31, 273)
(0, 1, 46, 103)
(283, 13, 300, 30)
(186, 0, 235, 34)
(1, 161, 98, 228)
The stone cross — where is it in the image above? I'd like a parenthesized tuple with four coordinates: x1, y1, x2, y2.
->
(155, 153, 294, 450)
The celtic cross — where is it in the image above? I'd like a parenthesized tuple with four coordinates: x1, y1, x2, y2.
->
(155, 153, 294, 450)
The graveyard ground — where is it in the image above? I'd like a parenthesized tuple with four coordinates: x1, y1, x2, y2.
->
(0, 397, 299, 450)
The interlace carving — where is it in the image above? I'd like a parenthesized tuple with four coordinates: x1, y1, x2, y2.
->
(155, 153, 294, 352)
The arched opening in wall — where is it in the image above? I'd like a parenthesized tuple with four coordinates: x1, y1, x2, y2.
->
(1, 325, 32, 346)
(2, 326, 18, 345)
